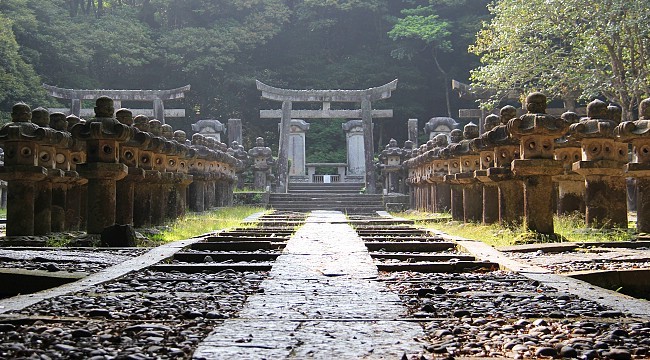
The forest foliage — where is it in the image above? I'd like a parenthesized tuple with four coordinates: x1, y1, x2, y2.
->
(3, 0, 649, 156)
(0, 0, 488, 156)
(470, 0, 650, 121)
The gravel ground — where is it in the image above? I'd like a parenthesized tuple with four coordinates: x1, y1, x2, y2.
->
(383, 270, 650, 359)
(0, 270, 268, 359)
(505, 247, 650, 273)
(0, 248, 149, 273)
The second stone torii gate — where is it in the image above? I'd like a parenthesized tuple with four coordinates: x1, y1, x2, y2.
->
(257, 79, 398, 194)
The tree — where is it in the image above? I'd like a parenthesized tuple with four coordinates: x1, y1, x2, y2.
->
(388, 0, 489, 118)
(470, 0, 650, 120)
(0, 12, 49, 123)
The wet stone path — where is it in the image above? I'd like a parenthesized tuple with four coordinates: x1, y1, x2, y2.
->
(193, 211, 424, 359)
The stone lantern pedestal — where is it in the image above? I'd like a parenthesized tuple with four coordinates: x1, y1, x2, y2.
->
(512, 159, 564, 234)
(0, 166, 47, 236)
(443, 158, 463, 221)
(553, 145, 585, 215)
(474, 147, 499, 226)
(116, 167, 145, 225)
(76, 162, 128, 234)
(572, 160, 627, 228)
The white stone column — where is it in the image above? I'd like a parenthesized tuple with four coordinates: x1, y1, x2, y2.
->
(288, 119, 310, 176)
(342, 120, 366, 177)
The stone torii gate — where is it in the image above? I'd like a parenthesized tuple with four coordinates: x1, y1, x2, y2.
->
(43, 84, 190, 123)
(257, 79, 398, 194)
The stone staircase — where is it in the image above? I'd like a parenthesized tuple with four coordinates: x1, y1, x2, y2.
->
(268, 183, 385, 214)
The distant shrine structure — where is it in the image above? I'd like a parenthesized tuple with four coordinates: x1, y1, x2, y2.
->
(257, 79, 398, 193)
(43, 84, 191, 123)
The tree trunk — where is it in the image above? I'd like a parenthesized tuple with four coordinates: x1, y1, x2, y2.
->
(432, 52, 452, 118)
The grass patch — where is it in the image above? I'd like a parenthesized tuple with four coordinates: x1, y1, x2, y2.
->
(146, 206, 266, 245)
(393, 211, 636, 247)
(0, 208, 6, 218)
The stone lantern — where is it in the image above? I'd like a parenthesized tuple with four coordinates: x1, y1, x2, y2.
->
(450, 123, 482, 222)
(570, 100, 628, 228)
(131, 115, 162, 227)
(430, 135, 451, 212)
(49, 112, 80, 233)
(0, 103, 48, 236)
(615, 97, 650, 232)
(170, 130, 193, 218)
(553, 111, 585, 215)
(248, 137, 274, 191)
(482, 106, 524, 226)
(508, 92, 569, 235)
(65, 114, 88, 231)
(379, 138, 406, 194)
(114, 108, 149, 226)
(442, 129, 464, 221)
(228, 140, 249, 189)
(70, 96, 132, 234)
(471, 114, 501, 225)
(31, 108, 67, 235)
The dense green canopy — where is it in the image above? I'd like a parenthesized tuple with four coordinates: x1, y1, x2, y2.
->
(470, 0, 650, 120)
(0, 0, 487, 155)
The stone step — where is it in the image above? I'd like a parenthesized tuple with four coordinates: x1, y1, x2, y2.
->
(151, 263, 273, 273)
(269, 206, 383, 214)
(370, 253, 476, 262)
(191, 241, 283, 251)
(288, 182, 364, 189)
(376, 261, 500, 273)
(205, 235, 290, 242)
(365, 241, 456, 252)
(269, 201, 384, 207)
(270, 193, 384, 199)
(173, 252, 281, 263)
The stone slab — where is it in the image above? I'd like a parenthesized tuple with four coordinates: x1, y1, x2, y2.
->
(193, 211, 425, 359)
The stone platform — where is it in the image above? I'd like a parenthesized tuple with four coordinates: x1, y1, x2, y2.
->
(193, 211, 425, 359)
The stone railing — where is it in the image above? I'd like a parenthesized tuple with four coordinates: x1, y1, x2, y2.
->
(0, 97, 240, 242)
(403, 93, 650, 236)
(306, 163, 347, 183)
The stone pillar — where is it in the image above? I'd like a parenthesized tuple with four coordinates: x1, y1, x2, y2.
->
(153, 98, 164, 123)
(65, 180, 84, 231)
(6, 179, 42, 236)
(444, 157, 463, 221)
(116, 167, 144, 225)
(276, 101, 292, 193)
(408, 119, 418, 147)
(51, 181, 67, 232)
(84, 174, 123, 233)
(342, 120, 366, 178)
(362, 98, 376, 193)
(288, 120, 309, 177)
(34, 180, 53, 236)
(71, 99, 81, 117)
(474, 152, 499, 225)
(228, 118, 243, 146)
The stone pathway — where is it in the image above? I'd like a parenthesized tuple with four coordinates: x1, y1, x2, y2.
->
(193, 211, 425, 359)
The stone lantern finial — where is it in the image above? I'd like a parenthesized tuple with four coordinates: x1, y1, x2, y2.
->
(11, 103, 32, 123)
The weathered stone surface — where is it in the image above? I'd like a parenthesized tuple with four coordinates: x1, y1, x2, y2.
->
(194, 211, 425, 359)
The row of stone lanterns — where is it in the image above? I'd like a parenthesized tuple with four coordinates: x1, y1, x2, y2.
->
(0, 97, 241, 238)
(404, 92, 650, 236)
